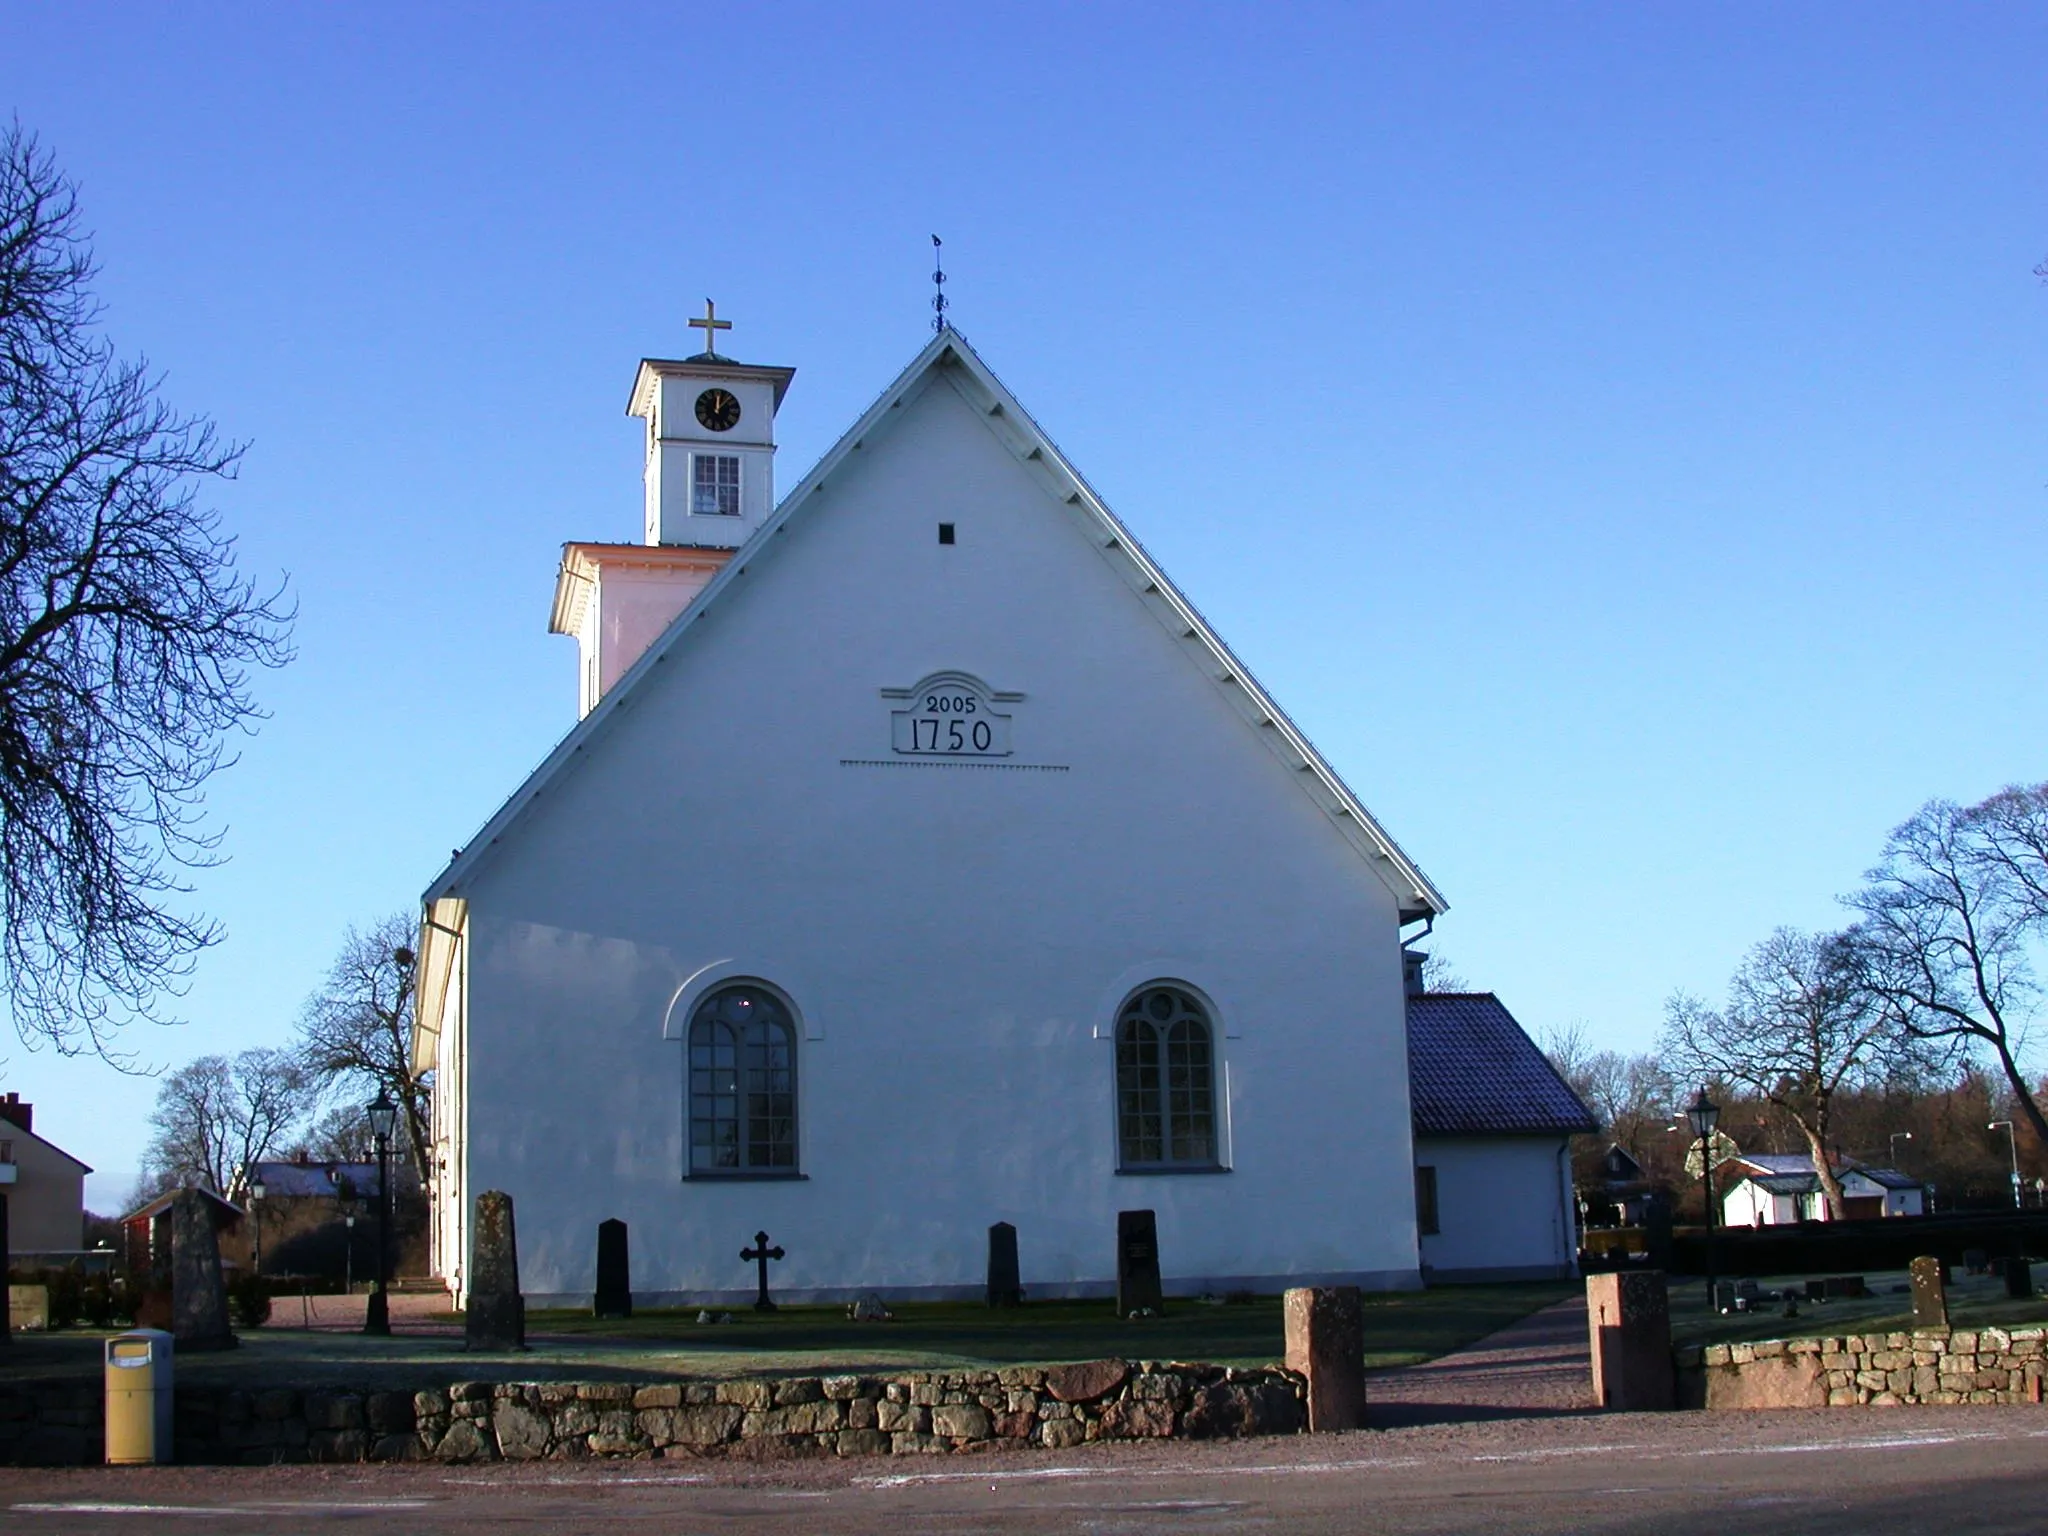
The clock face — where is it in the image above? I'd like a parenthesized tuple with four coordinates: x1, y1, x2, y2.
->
(695, 387, 742, 432)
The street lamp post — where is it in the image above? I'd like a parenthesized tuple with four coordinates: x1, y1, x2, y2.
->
(1889, 1131, 1913, 1169)
(344, 1212, 356, 1293)
(248, 1175, 266, 1277)
(1687, 1087, 1722, 1312)
(363, 1092, 397, 1336)
(1990, 1121, 2022, 1210)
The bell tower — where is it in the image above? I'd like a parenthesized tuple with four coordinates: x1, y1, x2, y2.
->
(626, 301, 796, 549)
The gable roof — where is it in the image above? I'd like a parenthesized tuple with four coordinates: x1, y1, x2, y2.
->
(119, 1186, 243, 1226)
(245, 1159, 382, 1199)
(1728, 1154, 1923, 1193)
(1733, 1153, 1821, 1178)
(0, 1121, 93, 1173)
(1406, 993, 1597, 1137)
(420, 328, 1445, 924)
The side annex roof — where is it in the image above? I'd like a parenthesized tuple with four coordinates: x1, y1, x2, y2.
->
(419, 327, 1445, 925)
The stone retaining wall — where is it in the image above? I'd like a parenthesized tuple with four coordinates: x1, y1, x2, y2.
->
(1677, 1326, 2048, 1410)
(0, 1359, 1305, 1466)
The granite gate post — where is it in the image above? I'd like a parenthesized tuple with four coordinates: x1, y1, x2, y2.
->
(1587, 1270, 1674, 1411)
(1283, 1286, 1366, 1431)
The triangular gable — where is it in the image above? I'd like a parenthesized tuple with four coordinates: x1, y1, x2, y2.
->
(3, 1122, 93, 1173)
(423, 328, 1446, 921)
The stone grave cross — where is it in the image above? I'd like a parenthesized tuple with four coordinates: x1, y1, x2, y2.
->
(741, 1230, 784, 1312)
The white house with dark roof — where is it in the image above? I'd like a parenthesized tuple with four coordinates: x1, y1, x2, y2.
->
(1721, 1154, 1926, 1226)
(1406, 985, 1596, 1281)
(411, 318, 1583, 1306)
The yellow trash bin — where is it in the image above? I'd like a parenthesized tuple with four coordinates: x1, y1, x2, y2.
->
(104, 1329, 174, 1465)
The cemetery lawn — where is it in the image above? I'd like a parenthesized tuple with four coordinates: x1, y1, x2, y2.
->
(0, 1281, 1574, 1388)
(1667, 1265, 2048, 1350)
(507, 1280, 1576, 1371)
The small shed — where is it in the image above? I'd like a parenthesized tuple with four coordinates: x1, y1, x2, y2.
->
(118, 1187, 243, 1281)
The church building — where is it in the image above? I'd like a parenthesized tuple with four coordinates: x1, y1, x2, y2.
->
(412, 315, 1579, 1305)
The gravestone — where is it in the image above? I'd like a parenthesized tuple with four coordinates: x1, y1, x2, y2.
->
(594, 1218, 631, 1320)
(1805, 1279, 1827, 1304)
(465, 1189, 526, 1350)
(1963, 1247, 1991, 1276)
(1823, 1274, 1867, 1300)
(741, 1230, 784, 1311)
(1283, 1286, 1366, 1431)
(1641, 1194, 1674, 1272)
(1909, 1255, 1948, 1330)
(986, 1221, 1023, 1308)
(2007, 1258, 2036, 1300)
(1586, 1270, 1674, 1411)
(170, 1189, 235, 1350)
(1116, 1210, 1163, 1317)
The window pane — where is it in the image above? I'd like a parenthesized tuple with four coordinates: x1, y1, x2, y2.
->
(689, 985, 798, 1173)
(1118, 988, 1217, 1167)
(693, 454, 741, 515)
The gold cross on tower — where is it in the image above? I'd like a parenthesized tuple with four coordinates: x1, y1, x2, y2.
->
(689, 298, 732, 357)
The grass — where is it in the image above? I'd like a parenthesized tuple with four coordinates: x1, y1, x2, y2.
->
(1666, 1265, 2048, 1350)
(0, 1281, 1574, 1388)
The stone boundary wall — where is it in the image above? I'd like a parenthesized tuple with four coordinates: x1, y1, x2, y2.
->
(0, 1359, 1305, 1467)
(1677, 1326, 2048, 1410)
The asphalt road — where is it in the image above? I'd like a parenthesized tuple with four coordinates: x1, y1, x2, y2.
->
(6, 1406, 2048, 1535)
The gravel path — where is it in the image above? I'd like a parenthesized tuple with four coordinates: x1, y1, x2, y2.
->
(1367, 1293, 1594, 1426)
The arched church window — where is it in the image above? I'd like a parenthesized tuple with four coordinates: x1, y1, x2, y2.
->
(688, 985, 797, 1174)
(1115, 986, 1219, 1170)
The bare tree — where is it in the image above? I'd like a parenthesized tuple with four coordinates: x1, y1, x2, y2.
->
(1847, 787, 2048, 1152)
(1417, 951, 1469, 992)
(295, 914, 429, 1184)
(1663, 928, 1909, 1219)
(0, 124, 291, 1055)
(139, 1047, 314, 1195)
(299, 1101, 376, 1164)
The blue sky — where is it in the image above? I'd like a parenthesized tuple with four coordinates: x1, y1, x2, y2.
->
(5, 4, 2045, 1204)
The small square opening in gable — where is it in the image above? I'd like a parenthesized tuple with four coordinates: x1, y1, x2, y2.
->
(938, 523, 956, 545)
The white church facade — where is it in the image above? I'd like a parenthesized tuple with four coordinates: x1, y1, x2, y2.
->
(413, 319, 1581, 1306)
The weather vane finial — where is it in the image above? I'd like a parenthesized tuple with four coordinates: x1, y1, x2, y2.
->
(689, 298, 732, 358)
(930, 235, 949, 334)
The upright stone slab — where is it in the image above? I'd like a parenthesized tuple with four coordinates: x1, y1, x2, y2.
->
(1283, 1286, 1366, 1431)
(1115, 1210, 1163, 1317)
(170, 1189, 235, 1351)
(1586, 1270, 1674, 1411)
(986, 1221, 1023, 1308)
(1910, 1255, 1948, 1330)
(2007, 1257, 2036, 1300)
(594, 1218, 631, 1320)
(465, 1189, 526, 1351)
